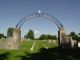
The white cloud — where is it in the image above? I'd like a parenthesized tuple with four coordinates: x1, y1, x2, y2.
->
(34, 30, 40, 38)
(34, 31, 39, 34)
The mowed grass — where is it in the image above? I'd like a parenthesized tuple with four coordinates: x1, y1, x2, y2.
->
(0, 40, 57, 60)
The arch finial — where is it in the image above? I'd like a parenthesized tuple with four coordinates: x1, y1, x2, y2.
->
(38, 10, 42, 13)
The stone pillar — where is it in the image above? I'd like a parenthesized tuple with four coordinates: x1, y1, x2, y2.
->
(12, 28, 21, 49)
(58, 27, 67, 48)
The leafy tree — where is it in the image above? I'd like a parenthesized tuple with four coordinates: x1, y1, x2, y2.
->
(78, 33, 80, 41)
(47, 34, 53, 40)
(70, 32, 76, 36)
(39, 34, 48, 40)
(27, 29, 34, 40)
(4, 36, 7, 38)
(7, 28, 14, 37)
(47, 34, 57, 40)
(78, 33, 80, 37)
(39, 34, 57, 40)
(0, 34, 4, 39)
(53, 35, 57, 40)
(69, 31, 78, 40)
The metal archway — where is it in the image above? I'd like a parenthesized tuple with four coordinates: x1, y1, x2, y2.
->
(16, 12, 63, 29)
(15, 11, 67, 48)
(6, 11, 75, 50)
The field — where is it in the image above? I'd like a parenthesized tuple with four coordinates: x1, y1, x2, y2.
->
(0, 40, 57, 60)
(1, 40, 80, 60)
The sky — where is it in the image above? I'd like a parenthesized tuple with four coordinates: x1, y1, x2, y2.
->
(0, 0, 80, 38)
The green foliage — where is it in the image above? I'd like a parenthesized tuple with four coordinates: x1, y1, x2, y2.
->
(69, 31, 78, 40)
(77, 37, 80, 41)
(70, 32, 76, 36)
(39, 34, 48, 40)
(39, 34, 57, 40)
(24, 29, 57, 40)
(47, 34, 57, 40)
(25, 29, 34, 40)
(7, 28, 14, 37)
(4, 36, 7, 38)
(77, 33, 80, 41)
(78, 33, 80, 37)
(0, 33, 6, 39)
(0, 34, 4, 39)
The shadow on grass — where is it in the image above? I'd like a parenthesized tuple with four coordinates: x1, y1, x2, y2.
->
(0, 52, 9, 60)
(20, 47, 80, 60)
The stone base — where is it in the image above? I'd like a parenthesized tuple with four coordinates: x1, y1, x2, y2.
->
(0, 28, 21, 50)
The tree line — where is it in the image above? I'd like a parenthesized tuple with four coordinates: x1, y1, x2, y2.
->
(0, 28, 80, 41)
(24, 29, 57, 40)
(24, 29, 80, 41)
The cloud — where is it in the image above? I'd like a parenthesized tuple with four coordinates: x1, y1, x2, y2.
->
(34, 31, 40, 38)
(34, 31, 39, 34)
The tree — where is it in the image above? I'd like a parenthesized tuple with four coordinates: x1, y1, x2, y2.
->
(78, 33, 80, 41)
(0, 34, 4, 39)
(39, 34, 57, 40)
(69, 31, 78, 40)
(27, 29, 34, 40)
(39, 34, 48, 40)
(78, 33, 80, 37)
(7, 28, 14, 37)
(53, 35, 57, 40)
(70, 32, 76, 36)
(4, 36, 7, 38)
(47, 34, 57, 40)
(47, 34, 53, 40)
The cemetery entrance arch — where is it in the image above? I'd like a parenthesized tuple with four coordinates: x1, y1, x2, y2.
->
(13, 11, 66, 49)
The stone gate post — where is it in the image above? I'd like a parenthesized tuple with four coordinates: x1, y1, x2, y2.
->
(58, 27, 67, 48)
(12, 28, 21, 49)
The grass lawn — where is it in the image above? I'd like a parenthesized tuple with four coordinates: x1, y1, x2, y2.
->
(0, 40, 57, 60)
